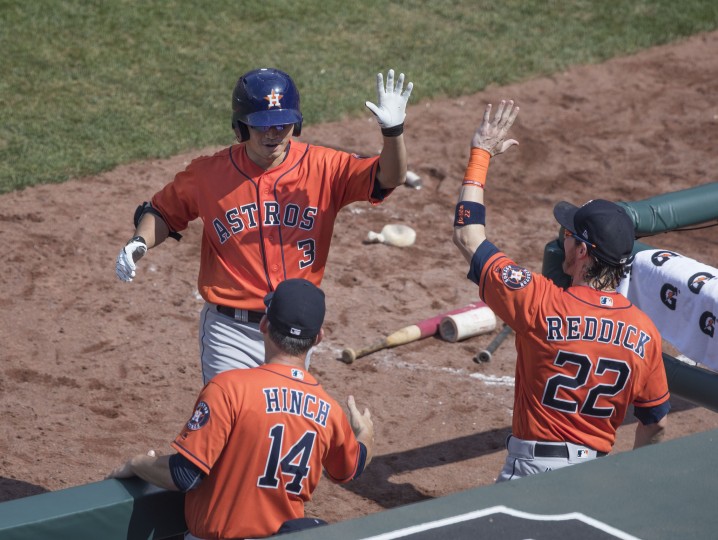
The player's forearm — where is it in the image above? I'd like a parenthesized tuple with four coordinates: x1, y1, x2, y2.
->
(453, 225, 485, 264)
(134, 213, 170, 249)
(355, 428, 375, 466)
(346, 396, 375, 465)
(452, 144, 491, 262)
(127, 453, 178, 491)
(453, 182, 487, 263)
(376, 134, 407, 189)
(633, 417, 667, 449)
(453, 101, 518, 263)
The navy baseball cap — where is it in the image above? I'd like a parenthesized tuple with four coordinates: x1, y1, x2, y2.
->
(553, 199, 635, 265)
(263, 279, 325, 339)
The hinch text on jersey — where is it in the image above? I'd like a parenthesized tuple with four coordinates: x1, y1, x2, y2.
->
(263, 387, 330, 427)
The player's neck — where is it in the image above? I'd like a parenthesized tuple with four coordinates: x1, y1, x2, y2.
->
(265, 355, 305, 369)
(244, 143, 290, 171)
(570, 274, 615, 293)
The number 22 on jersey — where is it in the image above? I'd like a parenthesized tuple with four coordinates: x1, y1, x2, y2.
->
(542, 350, 630, 418)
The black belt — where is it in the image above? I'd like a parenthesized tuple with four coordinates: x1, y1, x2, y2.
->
(216, 305, 264, 323)
(534, 443, 607, 459)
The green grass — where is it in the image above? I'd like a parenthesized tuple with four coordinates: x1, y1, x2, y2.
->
(1, 0, 716, 193)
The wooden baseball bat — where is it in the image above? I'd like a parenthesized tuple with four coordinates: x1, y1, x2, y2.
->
(474, 323, 513, 363)
(340, 302, 487, 364)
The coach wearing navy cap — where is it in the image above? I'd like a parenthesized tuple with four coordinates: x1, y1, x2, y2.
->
(264, 278, 326, 338)
(452, 99, 669, 483)
(109, 278, 374, 539)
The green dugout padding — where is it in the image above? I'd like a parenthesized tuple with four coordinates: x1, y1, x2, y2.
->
(616, 182, 718, 235)
(0, 478, 185, 540)
(283, 428, 718, 540)
(541, 182, 718, 412)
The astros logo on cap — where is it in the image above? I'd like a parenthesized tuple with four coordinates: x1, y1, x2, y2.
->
(265, 89, 283, 108)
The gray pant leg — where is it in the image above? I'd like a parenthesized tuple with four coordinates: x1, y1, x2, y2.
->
(198, 303, 265, 384)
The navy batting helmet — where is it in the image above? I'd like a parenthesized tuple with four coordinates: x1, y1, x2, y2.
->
(232, 68, 302, 142)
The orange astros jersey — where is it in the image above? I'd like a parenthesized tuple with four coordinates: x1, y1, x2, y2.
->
(171, 363, 362, 540)
(472, 245, 669, 453)
(152, 141, 383, 311)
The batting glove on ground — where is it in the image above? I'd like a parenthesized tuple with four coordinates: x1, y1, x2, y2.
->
(365, 69, 413, 129)
(115, 237, 147, 282)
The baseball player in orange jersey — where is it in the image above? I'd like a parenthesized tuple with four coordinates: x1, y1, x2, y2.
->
(115, 67, 413, 383)
(108, 279, 375, 539)
(452, 100, 670, 481)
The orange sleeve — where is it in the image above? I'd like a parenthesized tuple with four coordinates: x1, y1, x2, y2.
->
(478, 249, 550, 335)
(322, 149, 382, 209)
(171, 381, 235, 475)
(322, 406, 361, 483)
(150, 159, 203, 233)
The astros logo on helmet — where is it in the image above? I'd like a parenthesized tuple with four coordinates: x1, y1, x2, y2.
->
(264, 89, 283, 108)
(231, 68, 303, 142)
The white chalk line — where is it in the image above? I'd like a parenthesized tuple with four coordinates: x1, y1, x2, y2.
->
(375, 358, 515, 387)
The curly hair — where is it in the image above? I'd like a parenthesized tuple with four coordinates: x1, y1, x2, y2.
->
(583, 253, 632, 290)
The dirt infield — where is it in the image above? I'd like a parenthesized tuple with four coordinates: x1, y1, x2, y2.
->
(1, 31, 717, 526)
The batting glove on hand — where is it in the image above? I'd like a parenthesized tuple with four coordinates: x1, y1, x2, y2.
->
(472, 100, 520, 156)
(365, 69, 414, 129)
(115, 237, 147, 282)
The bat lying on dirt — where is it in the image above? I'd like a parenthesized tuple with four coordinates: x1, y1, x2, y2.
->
(340, 302, 488, 364)
(474, 323, 513, 363)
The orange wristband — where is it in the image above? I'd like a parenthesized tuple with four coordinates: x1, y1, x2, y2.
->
(463, 148, 490, 187)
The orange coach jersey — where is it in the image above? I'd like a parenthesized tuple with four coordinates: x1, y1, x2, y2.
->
(171, 363, 362, 540)
(151, 141, 384, 311)
(471, 244, 670, 453)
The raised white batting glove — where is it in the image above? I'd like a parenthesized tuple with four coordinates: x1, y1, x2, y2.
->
(115, 236, 147, 282)
(365, 69, 413, 133)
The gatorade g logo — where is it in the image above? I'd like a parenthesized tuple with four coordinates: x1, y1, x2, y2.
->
(651, 251, 679, 267)
(660, 283, 678, 310)
(688, 272, 714, 294)
(501, 264, 532, 290)
(264, 89, 283, 108)
(700, 312, 715, 338)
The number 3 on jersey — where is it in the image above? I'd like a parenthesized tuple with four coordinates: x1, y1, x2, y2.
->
(297, 239, 315, 269)
(258, 424, 317, 494)
(542, 351, 631, 418)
